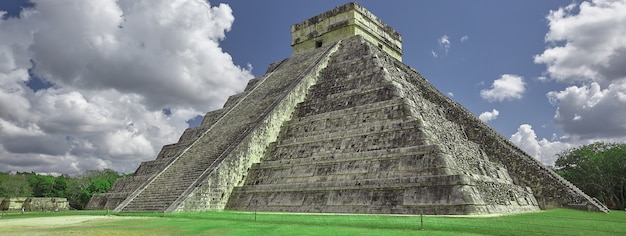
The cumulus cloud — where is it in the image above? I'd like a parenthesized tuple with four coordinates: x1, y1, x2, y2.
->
(480, 74, 526, 102)
(547, 81, 626, 139)
(535, 0, 626, 141)
(510, 124, 572, 165)
(479, 109, 499, 122)
(510, 123, 626, 166)
(0, 0, 253, 175)
(534, 0, 626, 83)
(509, 1, 626, 166)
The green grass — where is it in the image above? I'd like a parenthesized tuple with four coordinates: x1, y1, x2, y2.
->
(1, 209, 625, 235)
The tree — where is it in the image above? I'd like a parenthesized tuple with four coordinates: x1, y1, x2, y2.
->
(555, 142, 626, 210)
(0, 172, 33, 197)
(27, 174, 55, 197)
(65, 169, 123, 209)
(1, 169, 124, 209)
(52, 175, 68, 198)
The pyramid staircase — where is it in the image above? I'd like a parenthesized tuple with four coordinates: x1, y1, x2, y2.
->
(225, 36, 607, 214)
(111, 42, 341, 212)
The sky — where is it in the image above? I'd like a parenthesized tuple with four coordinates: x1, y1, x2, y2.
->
(0, 0, 625, 175)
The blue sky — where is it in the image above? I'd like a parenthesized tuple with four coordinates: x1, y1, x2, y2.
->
(218, 1, 569, 137)
(1, 0, 625, 175)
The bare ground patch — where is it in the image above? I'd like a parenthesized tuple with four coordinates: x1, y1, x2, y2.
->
(0, 215, 150, 236)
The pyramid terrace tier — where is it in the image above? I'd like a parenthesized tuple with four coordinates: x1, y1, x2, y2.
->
(226, 174, 539, 215)
(246, 145, 456, 186)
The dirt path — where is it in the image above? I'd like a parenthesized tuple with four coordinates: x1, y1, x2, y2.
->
(0, 215, 149, 236)
(1, 215, 124, 227)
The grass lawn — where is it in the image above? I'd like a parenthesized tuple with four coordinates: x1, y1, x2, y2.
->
(1, 209, 624, 235)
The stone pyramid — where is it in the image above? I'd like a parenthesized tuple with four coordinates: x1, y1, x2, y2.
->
(87, 2, 607, 215)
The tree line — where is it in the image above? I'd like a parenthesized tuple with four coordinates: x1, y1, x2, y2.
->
(0, 169, 126, 210)
(555, 142, 626, 210)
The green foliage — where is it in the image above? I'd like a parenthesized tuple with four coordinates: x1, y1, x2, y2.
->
(555, 142, 626, 210)
(52, 175, 68, 198)
(0, 172, 32, 197)
(65, 169, 124, 210)
(27, 174, 55, 197)
(0, 169, 124, 210)
(87, 179, 112, 194)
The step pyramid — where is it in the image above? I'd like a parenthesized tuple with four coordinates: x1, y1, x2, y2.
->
(87, 2, 607, 214)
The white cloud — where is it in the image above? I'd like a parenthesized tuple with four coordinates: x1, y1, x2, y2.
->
(512, 1, 626, 167)
(27, 0, 250, 110)
(480, 74, 526, 102)
(534, 0, 626, 83)
(510, 124, 572, 166)
(510, 123, 626, 166)
(439, 35, 450, 53)
(431, 35, 450, 58)
(446, 92, 454, 97)
(0, 0, 253, 174)
(547, 81, 626, 139)
(535, 0, 626, 140)
(479, 109, 499, 122)
(537, 76, 548, 82)
(460, 35, 469, 43)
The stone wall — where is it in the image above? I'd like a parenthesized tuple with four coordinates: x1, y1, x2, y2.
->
(1, 197, 69, 211)
(291, 2, 402, 61)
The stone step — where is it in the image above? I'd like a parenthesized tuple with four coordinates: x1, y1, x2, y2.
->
(246, 166, 451, 186)
(109, 175, 151, 192)
(277, 119, 421, 145)
(134, 158, 174, 176)
(247, 147, 449, 185)
(286, 97, 407, 127)
(260, 144, 442, 168)
(310, 70, 385, 95)
(235, 175, 470, 193)
(295, 86, 396, 116)
(155, 142, 190, 160)
(200, 108, 225, 127)
(266, 128, 428, 161)
(123, 199, 178, 210)
(306, 79, 387, 102)
(229, 201, 540, 215)
(177, 126, 208, 143)
(229, 174, 538, 215)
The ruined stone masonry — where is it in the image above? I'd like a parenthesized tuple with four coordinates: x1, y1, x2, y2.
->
(1, 197, 69, 211)
(87, 2, 607, 214)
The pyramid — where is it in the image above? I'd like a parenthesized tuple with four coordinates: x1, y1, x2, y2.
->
(87, 2, 607, 214)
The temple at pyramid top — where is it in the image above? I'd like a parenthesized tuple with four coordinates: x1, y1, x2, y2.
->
(291, 2, 403, 61)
